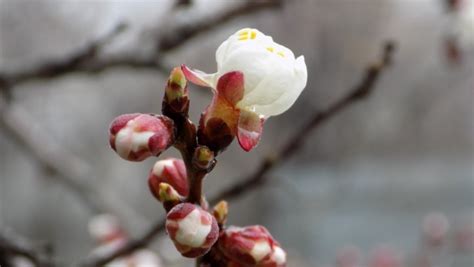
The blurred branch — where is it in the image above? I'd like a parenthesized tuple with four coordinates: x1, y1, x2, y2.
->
(0, 0, 282, 91)
(79, 41, 397, 267)
(0, 228, 54, 267)
(0, 23, 128, 91)
(0, 95, 148, 228)
(158, 0, 283, 51)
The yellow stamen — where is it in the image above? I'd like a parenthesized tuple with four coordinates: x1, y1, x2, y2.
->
(266, 47, 274, 52)
(250, 31, 257, 39)
(277, 51, 285, 57)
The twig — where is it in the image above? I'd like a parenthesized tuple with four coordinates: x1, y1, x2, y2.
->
(0, 95, 148, 228)
(158, 0, 283, 52)
(79, 41, 397, 267)
(0, 228, 54, 267)
(0, 23, 127, 90)
(0, 0, 282, 90)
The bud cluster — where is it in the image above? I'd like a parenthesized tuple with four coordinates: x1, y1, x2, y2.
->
(106, 41, 291, 264)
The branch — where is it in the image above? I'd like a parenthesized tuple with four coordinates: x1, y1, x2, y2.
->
(158, 0, 283, 51)
(79, 41, 397, 267)
(0, 23, 128, 90)
(0, 0, 282, 90)
(0, 228, 54, 267)
(0, 95, 148, 228)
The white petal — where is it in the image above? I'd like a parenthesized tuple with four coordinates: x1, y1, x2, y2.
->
(239, 55, 307, 117)
(250, 241, 272, 262)
(175, 209, 211, 247)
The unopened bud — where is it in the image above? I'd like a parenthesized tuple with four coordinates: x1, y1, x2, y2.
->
(109, 113, 174, 161)
(155, 183, 181, 211)
(422, 212, 450, 247)
(336, 246, 361, 267)
(218, 225, 286, 266)
(163, 67, 189, 114)
(213, 201, 228, 226)
(193, 146, 214, 170)
(369, 245, 402, 267)
(88, 214, 124, 244)
(149, 158, 188, 198)
(166, 203, 219, 258)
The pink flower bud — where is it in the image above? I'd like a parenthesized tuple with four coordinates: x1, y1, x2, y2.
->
(109, 113, 174, 161)
(336, 246, 362, 267)
(454, 218, 474, 252)
(88, 214, 125, 244)
(218, 225, 285, 266)
(369, 245, 403, 267)
(166, 203, 219, 258)
(149, 158, 188, 197)
(422, 212, 450, 247)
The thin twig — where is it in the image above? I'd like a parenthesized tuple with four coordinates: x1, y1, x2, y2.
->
(0, 23, 127, 90)
(0, 228, 54, 267)
(0, 0, 282, 90)
(0, 95, 148, 228)
(158, 0, 283, 52)
(79, 41, 397, 267)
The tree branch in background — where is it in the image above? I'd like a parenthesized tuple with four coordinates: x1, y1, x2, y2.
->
(0, 0, 282, 91)
(80, 41, 397, 267)
(0, 228, 54, 267)
(0, 23, 127, 91)
(158, 0, 283, 52)
(0, 95, 148, 228)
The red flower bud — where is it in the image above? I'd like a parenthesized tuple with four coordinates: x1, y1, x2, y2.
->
(166, 203, 219, 258)
(149, 158, 188, 197)
(218, 225, 286, 266)
(109, 113, 174, 161)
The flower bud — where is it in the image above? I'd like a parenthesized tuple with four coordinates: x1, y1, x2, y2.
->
(109, 113, 174, 161)
(213, 201, 228, 226)
(149, 158, 188, 198)
(88, 214, 125, 244)
(155, 182, 182, 211)
(166, 203, 219, 258)
(422, 212, 450, 247)
(218, 225, 285, 266)
(369, 245, 402, 267)
(163, 67, 189, 115)
(193, 146, 214, 170)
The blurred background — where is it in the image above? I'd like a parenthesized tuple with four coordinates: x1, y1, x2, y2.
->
(0, 0, 473, 266)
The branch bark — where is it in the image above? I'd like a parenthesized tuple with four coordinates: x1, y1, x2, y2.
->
(0, 228, 54, 267)
(79, 41, 396, 267)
